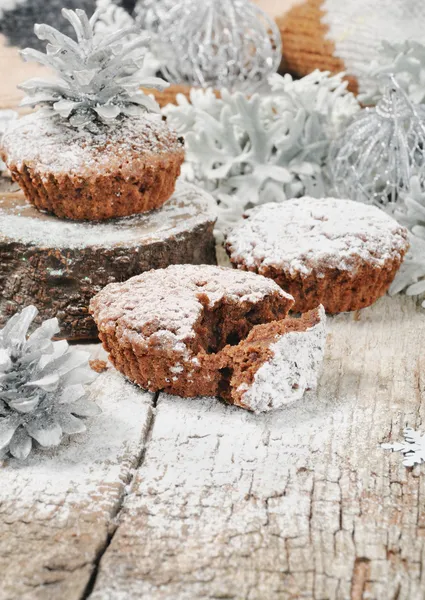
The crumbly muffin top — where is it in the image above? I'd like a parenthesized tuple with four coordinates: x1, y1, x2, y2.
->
(2, 110, 184, 176)
(0, 181, 216, 249)
(226, 198, 409, 276)
(90, 264, 293, 355)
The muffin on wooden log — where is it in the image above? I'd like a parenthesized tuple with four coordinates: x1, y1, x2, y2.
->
(0, 181, 217, 340)
(1, 8, 184, 221)
(226, 198, 409, 314)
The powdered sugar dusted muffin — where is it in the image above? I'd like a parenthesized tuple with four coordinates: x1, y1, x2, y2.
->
(3, 113, 184, 221)
(90, 264, 295, 402)
(1, 9, 184, 221)
(219, 306, 326, 413)
(226, 198, 409, 313)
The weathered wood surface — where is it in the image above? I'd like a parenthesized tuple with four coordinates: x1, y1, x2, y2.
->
(1, 3, 425, 598)
(1, 294, 425, 600)
(88, 296, 425, 600)
(0, 358, 154, 600)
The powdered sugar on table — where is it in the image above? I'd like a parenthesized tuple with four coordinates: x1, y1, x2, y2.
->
(0, 365, 152, 520)
(226, 197, 409, 276)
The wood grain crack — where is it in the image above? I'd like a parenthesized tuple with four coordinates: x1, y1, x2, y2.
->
(80, 391, 160, 600)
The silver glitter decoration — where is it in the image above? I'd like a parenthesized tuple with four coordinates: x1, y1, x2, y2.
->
(330, 76, 425, 208)
(155, 0, 282, 93)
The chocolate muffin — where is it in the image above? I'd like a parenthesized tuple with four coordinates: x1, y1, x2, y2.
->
(90, 264, 296, 403)
(226, 198, 409, 314)
(2, 112, 184, 221)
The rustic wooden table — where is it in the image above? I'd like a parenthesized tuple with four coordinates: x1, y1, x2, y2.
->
(1, 297, 425, 600)
(1, 2, 424, 599)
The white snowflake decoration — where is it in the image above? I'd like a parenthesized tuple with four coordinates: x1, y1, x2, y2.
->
(164, 70, 359, 235)
(382, 427, 425, 467)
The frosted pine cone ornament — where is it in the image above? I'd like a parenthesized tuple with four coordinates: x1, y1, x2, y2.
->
(1, 8, 185, 221)
(0, 306, 99, 461)
(329, 79, 425, 208)
(157, 0, 282, 93)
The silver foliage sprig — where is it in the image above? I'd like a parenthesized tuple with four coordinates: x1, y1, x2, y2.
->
(19, 7, 168, 130)
(164, 70, 359, 235)
(390, 176, 425, 306)
(0, 306, 100, 461)
(135, 0, 176, 33)
(361, 41, 425, 106)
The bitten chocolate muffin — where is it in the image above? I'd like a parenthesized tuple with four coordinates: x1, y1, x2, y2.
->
(90, 264, 296, 404)
(226, 198, 409, 314)
(2, 112, 184, 221)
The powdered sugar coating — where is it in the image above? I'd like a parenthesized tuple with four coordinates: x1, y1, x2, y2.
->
(0, 180, 216, 249)
(239, 306, 327, 413)
(2, 110, 183, 176)
(226, 198, 409, 277)
(90, 265, 293, 356)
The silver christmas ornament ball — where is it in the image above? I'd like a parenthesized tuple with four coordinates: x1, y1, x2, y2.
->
(156, 0, 282, 93)
(330, 77, 425, 208)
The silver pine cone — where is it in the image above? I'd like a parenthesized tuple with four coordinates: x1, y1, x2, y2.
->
(0, 306, 100, 461)
(18, 7, 168, 129)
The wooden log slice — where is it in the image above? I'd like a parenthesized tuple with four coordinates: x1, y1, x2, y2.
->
(0, 179, 217, 341)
